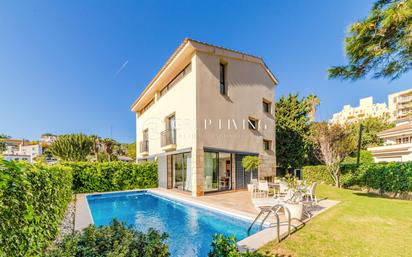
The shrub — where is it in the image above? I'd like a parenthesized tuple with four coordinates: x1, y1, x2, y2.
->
(65, 161, 158, 193)
(303, 162, 412, 194)
(208, 234, 264, 257)
(45, 219, 169, 257)
(0, 159, 72, 257)
(50, 133, 93, 161)
(302, 165, 333, 185)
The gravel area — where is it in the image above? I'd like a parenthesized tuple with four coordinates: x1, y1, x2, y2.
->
(54, 197, 76, 244)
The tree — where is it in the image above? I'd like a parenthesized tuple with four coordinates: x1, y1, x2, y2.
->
(100, 138, 120, 162)
(350, 116, 395, 149)
(89, 134, 101, 161)
(306, 94, 321, 122)
(276, 94, 320, 169)
(329, 0, 412, 80)
(127, 142, 137, 161)
(50, 134, 93, 161)
(310, 122, 356, 187)
(242, 156, 260, 180)
(0, 134, 10, 152)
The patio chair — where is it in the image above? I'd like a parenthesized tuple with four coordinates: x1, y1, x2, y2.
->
(304, 182, 318, 204)
(258, 180, 269, 198)
(277, 181, 288, 197)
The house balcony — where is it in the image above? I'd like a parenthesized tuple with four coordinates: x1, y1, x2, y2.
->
(161, 129, 176, 151)
(139, 140, 149, 156)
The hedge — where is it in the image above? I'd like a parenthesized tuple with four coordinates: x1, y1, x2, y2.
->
(64, 161, 158, 193)
(0, 159, 72, 257)
(303, 162, 412, 194)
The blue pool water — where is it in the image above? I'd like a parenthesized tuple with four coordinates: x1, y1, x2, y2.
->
(86, 191, 259, 257)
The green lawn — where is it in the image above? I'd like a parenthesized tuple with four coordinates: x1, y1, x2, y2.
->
(258, 184, 412, 257)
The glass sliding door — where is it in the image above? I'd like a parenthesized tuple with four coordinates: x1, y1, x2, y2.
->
(218, 153, 231, 191)
(172, 152, 192, 192)
(204, 152, 218, 192)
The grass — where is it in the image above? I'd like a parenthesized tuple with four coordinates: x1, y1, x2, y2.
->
(258, 184, 412, 257)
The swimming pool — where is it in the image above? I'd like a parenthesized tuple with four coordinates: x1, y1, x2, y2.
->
(86, 191, 259, 257)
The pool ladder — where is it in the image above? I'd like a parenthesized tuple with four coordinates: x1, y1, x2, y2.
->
(247, 204, 291, 243)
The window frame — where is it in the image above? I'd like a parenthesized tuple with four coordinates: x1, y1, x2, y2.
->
(248, 117, 259, 130)
(263, 139, 272, 151)
(262, 99, 272, 114)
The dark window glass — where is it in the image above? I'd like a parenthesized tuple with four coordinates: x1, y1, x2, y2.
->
(248, 118, 257, 130)
(263, 101, 270, 113)
(263, 140, 271, 150)
(220, 63, 226, 95)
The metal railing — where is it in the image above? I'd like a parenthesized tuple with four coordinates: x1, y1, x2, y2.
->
(161, 129, 176, 147)
(139, 140, 149, 153)
(247, 203, 291, 243)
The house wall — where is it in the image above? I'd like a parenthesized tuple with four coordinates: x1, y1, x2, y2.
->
(194, 51, 276, 195)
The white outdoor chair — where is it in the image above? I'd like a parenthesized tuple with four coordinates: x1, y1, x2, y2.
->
(258, 180, 269, 198)
(304, 182, 318, 204)
(278, 182, 288, 197)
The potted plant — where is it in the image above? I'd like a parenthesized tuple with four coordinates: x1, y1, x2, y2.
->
(282, 174, 304, 220)
(242, 156, 260, 192)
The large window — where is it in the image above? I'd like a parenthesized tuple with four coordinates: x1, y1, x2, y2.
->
(220, 63, 226, 95)
(173, 152, 192, 191)
(204, 151, 232, 192)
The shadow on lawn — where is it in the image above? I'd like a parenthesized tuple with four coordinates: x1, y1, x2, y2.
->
(353, 192, 411, 201)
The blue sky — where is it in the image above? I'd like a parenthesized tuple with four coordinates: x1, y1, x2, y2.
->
(1, 1, 412, 143)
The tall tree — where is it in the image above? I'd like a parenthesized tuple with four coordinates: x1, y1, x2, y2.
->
(306, 94, 321, 122)
(350, 116, 395, 149)
(276, 94, 319, 169)
(329, 0, 412, 80)
(310, 123, 356, 187)
(50, 134, 93, 161)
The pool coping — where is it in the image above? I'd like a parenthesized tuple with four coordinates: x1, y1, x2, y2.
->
(74, 188, 339, 252)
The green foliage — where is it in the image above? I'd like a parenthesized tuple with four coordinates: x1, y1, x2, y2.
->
(303, 162, 412, 194)
(65, 161, 158, 193)
(242, 156, 260, 172)
(276, 94, 320, 168)
(0, 134, 10, 152)
(342, 150, 374, 165)
(349, 117, 395, 150)
(0, 159, 72, 257)
(127, 142, 137, 161)
(45, 219, 169, 257)
(208, 234, 264, 257)
(50, 133, 93, 161)
(329, 0, 412, 80)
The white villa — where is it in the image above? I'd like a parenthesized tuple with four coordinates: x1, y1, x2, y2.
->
(2, 139, 42, 163)
(368, 119, 412, 162)
(131, 38, 277, 196)
(330, 96, 389, 124)
(388, 88, 412, 121)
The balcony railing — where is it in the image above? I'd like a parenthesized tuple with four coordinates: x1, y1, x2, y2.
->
(161, 129, 176, 147)
(139, 140, 149, 153)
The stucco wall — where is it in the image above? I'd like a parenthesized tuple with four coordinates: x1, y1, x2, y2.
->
(195, 51, 276, 178)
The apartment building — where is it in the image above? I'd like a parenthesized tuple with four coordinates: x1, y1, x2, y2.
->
(388, 89, 412, 121)
(330, 96, 390, 124)
(131, 38, 277, 196)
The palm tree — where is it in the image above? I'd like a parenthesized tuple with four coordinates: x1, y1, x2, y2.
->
(306, 95, 320, 122)
(89, 135, 101, 161)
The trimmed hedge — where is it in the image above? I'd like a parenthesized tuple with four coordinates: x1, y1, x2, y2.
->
(64, 161, 158, 193)
(0, 159, 72, 256)
(303, 162, 412, 194)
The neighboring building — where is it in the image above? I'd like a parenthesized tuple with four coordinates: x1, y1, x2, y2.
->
(3, 154, 32, 162)
(330, 97, 390, 124)
(388, 89, 412, 121)
(131, 38, 277, 197)
(1, 139, 42, 163)
(40, 134, 58, 145)
(368, 119, 412, 162)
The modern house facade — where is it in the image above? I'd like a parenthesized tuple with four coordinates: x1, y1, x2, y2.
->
(1, 139, 42, 163)
(131, 39, 277, 196)
(330, 96, 390, 124)
(368, 119, 412, 162)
